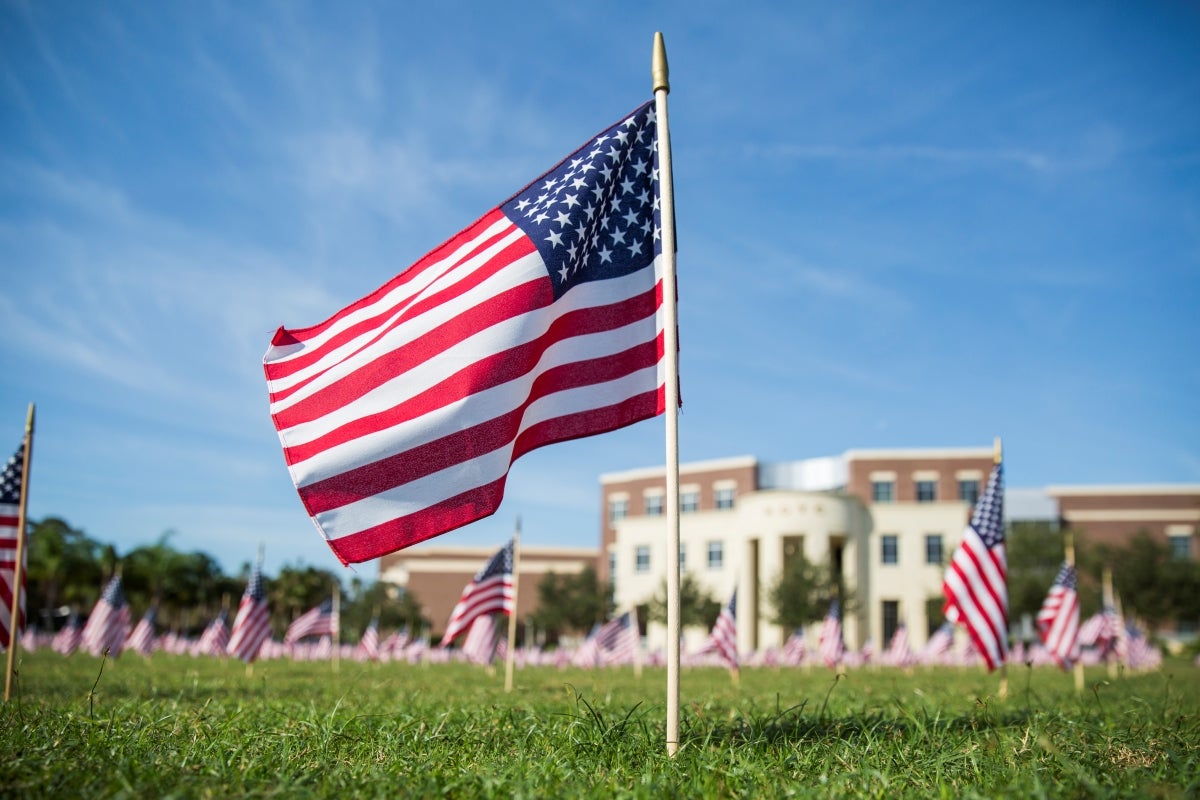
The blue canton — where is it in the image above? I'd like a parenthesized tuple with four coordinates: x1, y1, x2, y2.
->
(969, 464, 1005, 548)
(500, 103, 661, 301)
(477, 539, 514, 581)
(1055, 562, 1077, 591)
(1, 444, 24, 505)
(100, 576, 127, 608)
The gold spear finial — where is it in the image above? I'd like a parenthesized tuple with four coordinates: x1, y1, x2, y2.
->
(652, 32, 669, 94)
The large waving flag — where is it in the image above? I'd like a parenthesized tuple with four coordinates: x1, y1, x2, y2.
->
(942, 461, 1008, 671)
(1036, 561, 1080, 669)
(80, 575, 131, 658)
(227, 556, 271, 663)
(1, 442, 27, 648)
(439, 540, 514, 647)
(264, 103, 668, 565)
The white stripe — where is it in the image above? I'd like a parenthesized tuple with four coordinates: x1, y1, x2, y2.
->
(314, 364, 662, 539)
(266, 215, 516, 365)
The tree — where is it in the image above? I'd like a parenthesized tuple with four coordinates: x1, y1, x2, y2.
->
(1005, 521, 1071, 621)
(1087, 531, 1200, 633)
(766, 550, 839, 631)
(530, 566, 608, 643)
(23, 517, 103, 624)
(268, 564, 343, 638)
(644, 573, 721, 631)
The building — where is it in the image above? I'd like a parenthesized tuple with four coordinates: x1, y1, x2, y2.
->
(378, 544, 599, 641)
(602, 448, 996, 655)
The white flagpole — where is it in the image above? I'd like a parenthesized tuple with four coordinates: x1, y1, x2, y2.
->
(4, 403, 34, 703)
(332, 583, 341, 674)
(505, 517, 521, 692)
(652, 31, 682, 757)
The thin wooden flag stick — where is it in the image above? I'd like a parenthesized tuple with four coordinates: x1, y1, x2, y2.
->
(505, 517, 521, 693)
(3, 403, 34, 703)
(652, 30, 682, 757)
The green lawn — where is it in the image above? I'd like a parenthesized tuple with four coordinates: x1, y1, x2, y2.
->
(2, 651, 1198, 798)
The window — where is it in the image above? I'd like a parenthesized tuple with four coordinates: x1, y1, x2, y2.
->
(681, 489, 700, 513)
(881, 600, 899, 647)
(1170, 534, 1193, 560)
(872, 480, 895, 503)
(925, 534, 944, 565)
(715, 486, 736, 510)
(634, 545, 651, 573)
(607, 552, 617, 583)
(707, 540, 724, 570)
(881, 534, 898, 565)
(645, 494, 664, 516)
(608, 498, 628, 524)
(958, 479, 980, 506)
(678, 543, 687, 568)
(916, 480, 937, 503)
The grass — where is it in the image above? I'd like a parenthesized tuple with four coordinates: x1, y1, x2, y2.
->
(2, 651, 1199, 798)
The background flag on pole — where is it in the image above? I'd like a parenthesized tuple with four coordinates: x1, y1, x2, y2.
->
(1036, 561, 1081, 669)
(227, 557, 271, 663)
(1, 443, 27, 648)
(356, 617, 380, 662)
(264, 102, 668, 565)
(195, 610, 230, 657)
(285, 597, 338, 644)
(698, 589, 738, 673)
(942, 461, 1008, 671)
(126, 605, 158, 657)
(818, 599, 844, 668)
(80, 575, 131, 658)
(439, 540, 514, 647)
(461, 613, 500, 666)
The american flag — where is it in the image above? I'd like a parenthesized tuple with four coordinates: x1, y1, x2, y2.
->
(380, 626, 409, 658)
(1036, 561, 1080, 669)
(696, 590, 738, 673)
(285, 597, 338, 644)
(460, 613, 500, 665)
(195, 610, 230, 657)
(439, 540, 514, 647)
(942, 462, 1008, 671)
(921, 622, 955, 664)
(594, 609, 639, 666)
(80, 575, 131, 658)
(817, 599, 844, 668)
(126, 606, 158, 657)
(263, 102, 668, 565)
(52, 610, 81, 656)
(227, 557, 271, 663)
(571, 621, 603, 668)
(1078, 606, 1120, 650)
(355, 617, 380, 661)
(884, 623, 914, 668)
(1, 442, 26, 648)
(781, 627, 806, 667)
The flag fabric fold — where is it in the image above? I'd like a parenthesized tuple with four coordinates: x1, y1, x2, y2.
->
(264, 102, 669, 565)
(1, 442, 27, 648)
(1036, 561, 1080, 669)
(80, 575, 131, 658)
(439, 540, 514, 647)
(942, 461, 1008, 671)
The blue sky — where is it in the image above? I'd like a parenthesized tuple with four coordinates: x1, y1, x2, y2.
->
(2, 2, 1198, 577)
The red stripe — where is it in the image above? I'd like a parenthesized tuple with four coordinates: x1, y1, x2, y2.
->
(328, 389, 663, 565)
(270, 209, 512, 347)
(267, 220, 532, 393)
(283, 286, 662, 467)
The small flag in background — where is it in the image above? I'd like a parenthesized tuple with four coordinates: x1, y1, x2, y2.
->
(818, 599, 844, 668)
(80, 575, 131, 658)
(460, 613, 500, 666)
(195, 610, 230, 657)
(356, 617, 380, 662)
(1, 442, 27, 648)
(594, 610, 639, 666)
(52, 610, 81, 656)
(126, 605, 158, 657)
(781, 627, 806, 667)
(702, 590, 738, 673)
(1036, 561, 1080, 669)
(942, 461, 1008, 671)
(227, 557, 271, 663)
(439, 540, 514, 647)
(285, 597, 338, 644)
(264, 102, 669, 565)
(884, 623, 914, 668)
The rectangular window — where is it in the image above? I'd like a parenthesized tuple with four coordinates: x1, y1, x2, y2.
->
(881, 534, 898, 565)
(608, 498, 628, 524)
(681, 490, 700, 513)
(634, 545, 651, 573)
(715, 486, 736, 510)
(707, 540, 724, 570)
(925, 534, 944, 565)
(881, 600, 899, 648)
(871, 480, 895, 503)
(916, 480, 937, 503)
(645, 494, 664, 516)
(1170, 534, 1193, 560)
(607, 552, 616, 583)
(958, 479, 980, 506)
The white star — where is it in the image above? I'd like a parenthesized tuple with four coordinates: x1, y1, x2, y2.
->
(594, 134, 610, 146)
(630, 158, 648, 176)
(610, 225, 628, 246)
(542, 178, 557, 191)
(554, 210, 571, 227)
(558, 264, 570, 282)
(620, 177, 636, 195)
(623, 209, 640, 227)
(546, 230, 564, 247)
(597, 244, 613, 263)
(615, 129, 630, 144)
(515, 199, 531, 212)
(563, 193, 579, 208)
(571, 176, 587, 190)
(533, 211, 549, 224)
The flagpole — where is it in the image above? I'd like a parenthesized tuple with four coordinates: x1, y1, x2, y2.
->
(631, 604, 643, 679)
(1102, 566, 1117, 678)
(332, 584, 341, 674)
(4, 403, 34, 703)
(994, 436, 1009, 700)
(1064, 531, 1084, 693)
(652, 30, 682, 757)
(505, 517, 521, 693)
